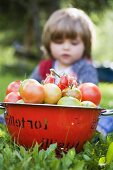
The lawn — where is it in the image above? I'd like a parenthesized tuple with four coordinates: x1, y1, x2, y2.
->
(99, 83, 113, 109)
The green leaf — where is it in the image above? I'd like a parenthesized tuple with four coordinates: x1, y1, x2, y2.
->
(71, 160, 85, 170)
(20, 146, 27, 157)
(0, 153, 3, 169)
(67, 148, 76, 160)
(61, 149, 76, 169)
(83, 154, 91, 161)
(21, 156, 32, 169)
(98, 156, 106, 166)
(106, 142, 113, 164)
(62, 155, 72, 169)
(32, 143, 39, 160)
(107, 133, 113, 145)
(49, 158, 60, 170)
(3, 145, 12, 158)
(38, 149, 46, 161)
(44, 143, 57, 159)
(14, 150, 23, 161)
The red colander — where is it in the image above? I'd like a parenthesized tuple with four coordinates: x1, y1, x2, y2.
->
(0, 102, 112, 152)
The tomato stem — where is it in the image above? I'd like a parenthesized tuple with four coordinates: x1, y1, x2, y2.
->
(50, 69, 61, 78)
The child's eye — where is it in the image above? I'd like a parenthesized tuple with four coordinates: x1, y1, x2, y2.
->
(54, 39, 63, 44)
(71, 41, 79, 45)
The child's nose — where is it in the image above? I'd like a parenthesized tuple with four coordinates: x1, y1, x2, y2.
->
(63, 42, 70, 49)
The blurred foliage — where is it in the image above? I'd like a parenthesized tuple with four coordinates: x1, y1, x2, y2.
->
(93, 9, 113, 64)
(0, 0, 113, 72)
(61, 0, 112, 14)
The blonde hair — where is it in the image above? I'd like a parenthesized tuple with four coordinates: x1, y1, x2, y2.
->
(42, 8, 95, 59)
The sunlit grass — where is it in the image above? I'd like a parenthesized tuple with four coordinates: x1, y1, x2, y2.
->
(99, 83, 113, 109)
(0, 46, 15, 65)
(93, 9, 113, 63)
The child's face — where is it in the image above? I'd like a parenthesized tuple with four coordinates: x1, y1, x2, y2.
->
(50, 36, 85, 66)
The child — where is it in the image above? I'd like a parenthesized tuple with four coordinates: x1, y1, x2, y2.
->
(30, 7, 113, 137)
(30, 7, 99, 84)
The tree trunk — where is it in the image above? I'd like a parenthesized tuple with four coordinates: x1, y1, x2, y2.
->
(29, 0, 42, 52)
(23, 0, 60, 59)
(23, 0, 42, 58)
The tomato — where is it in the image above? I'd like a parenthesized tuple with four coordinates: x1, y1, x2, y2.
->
(62, 86, 82, 101)
(6, 80, 21, 94)
(16, 99, 25, 103)
(78, 83, 102, 105)
(80, 101, 97, 108)
(57, 74, 78, 91)
(19, 79, 45, 103)
(68, 76, 78, 87)
(44, 73, 55, 84)
(4, 92, 22, 103)
(50, 69, 78, 90)
(57, 83, 66, 91)
(57, 96, 81, 106)
(57, 75, 69, 90)
(43, 83, 62, 104)
(59, 75, 69, 89)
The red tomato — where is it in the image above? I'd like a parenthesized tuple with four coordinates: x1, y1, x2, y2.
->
(58, 74, 78, 90)
(57, 75, 69, 90)
(57, 83, 67, 91)
(78, 83, 102, 105)
(68, 76, 78, 87)
(43, 69, 55, 84)
(19, 79, 45, 103)
(44, 74, 55, 84)
(6, 80, 21, 94)
(4, 92, 22, 103)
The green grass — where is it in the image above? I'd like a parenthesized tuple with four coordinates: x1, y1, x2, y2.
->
(99, 83, 113, 109)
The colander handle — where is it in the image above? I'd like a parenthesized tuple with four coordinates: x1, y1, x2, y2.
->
(0, 102, 5, 109)
(101, 109, 113, 116)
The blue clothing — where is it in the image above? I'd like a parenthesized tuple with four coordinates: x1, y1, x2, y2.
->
(0, 114, 5, 124)
(30, 59, 99, 84)
(96, 115, 113, 136)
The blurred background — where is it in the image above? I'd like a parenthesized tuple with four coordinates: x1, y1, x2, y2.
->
(0, 0, 113, 108)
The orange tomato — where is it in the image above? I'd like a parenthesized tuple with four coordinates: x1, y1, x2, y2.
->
(19, 79, 45, 103)
(43, 83, 62, 104)
(62, 86, 82, 101)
